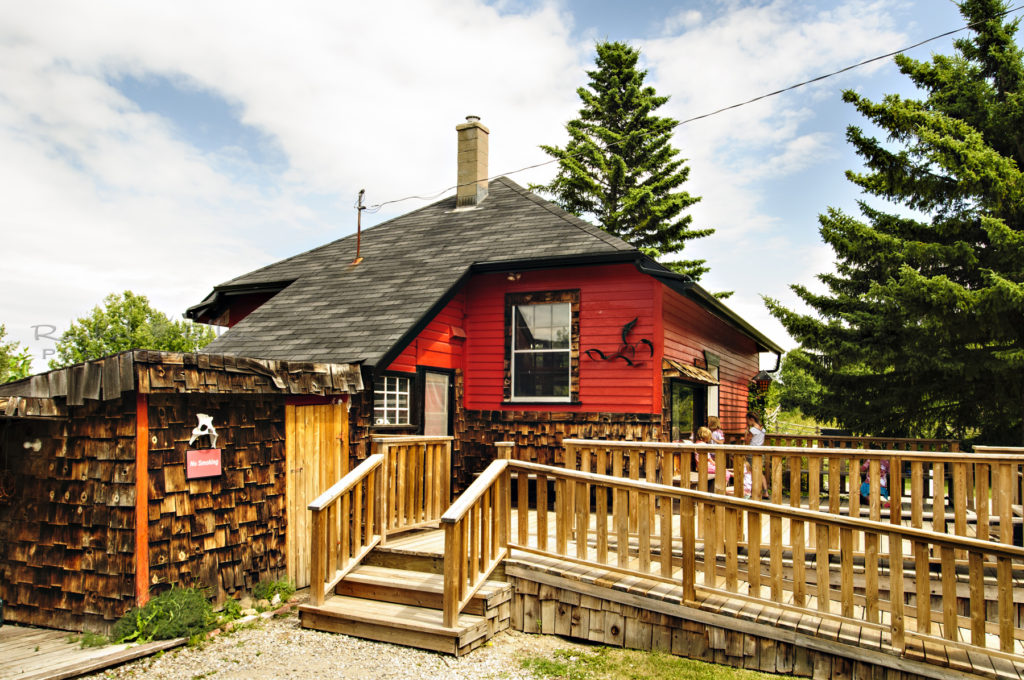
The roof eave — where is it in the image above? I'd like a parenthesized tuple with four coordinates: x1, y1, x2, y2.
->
(635, 260, 784, 355)
(186, 280, 295, 323)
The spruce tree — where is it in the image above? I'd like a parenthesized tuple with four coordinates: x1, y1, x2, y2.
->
(766, 0, 1024, 444)
(536, 41, 713, 281)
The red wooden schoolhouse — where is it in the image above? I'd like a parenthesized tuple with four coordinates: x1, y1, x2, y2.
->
(188, 117, 782, 486)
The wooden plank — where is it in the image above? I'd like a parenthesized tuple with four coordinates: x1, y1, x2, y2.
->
(915, 540, 931, 635)
(941, 546, 957, 641)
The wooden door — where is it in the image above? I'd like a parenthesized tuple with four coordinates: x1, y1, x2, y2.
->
(285, 402, 348, 588)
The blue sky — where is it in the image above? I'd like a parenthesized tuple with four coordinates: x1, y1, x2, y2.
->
(0, 0, 985, 369)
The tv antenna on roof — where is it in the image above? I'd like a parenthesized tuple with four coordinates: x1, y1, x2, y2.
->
(353, 188, 366, 265)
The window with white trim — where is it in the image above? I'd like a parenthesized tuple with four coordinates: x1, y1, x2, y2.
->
(511, 302, 572, 400)
(374, 375, 412, 425)
(705, 352, 720, 418)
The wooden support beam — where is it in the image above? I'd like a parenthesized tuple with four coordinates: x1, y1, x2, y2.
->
(134, 392, 149, 607)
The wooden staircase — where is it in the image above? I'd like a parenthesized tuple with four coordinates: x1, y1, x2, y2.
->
(297, 437, 514, 655)
(299, 557, 512, 655)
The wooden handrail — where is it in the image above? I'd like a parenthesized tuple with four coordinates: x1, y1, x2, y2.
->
(442, 458, 511, 627)
(509, 457, 1024, 659)
(373, 436, 452, 535)
(514, 460, 1024, 558)
(371, 435, 454, 444)
(309, 453, 386, 607)
(308, 453, 384, 511)
(442, 460, 509, 523)
(562, 438, 1023, 462)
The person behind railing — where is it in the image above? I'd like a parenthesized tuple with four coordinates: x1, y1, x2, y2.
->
(745, 412, 765, 446)
(696, 426, 719, 476)
(860, 458, 891, 509)
(708, 415, 725, 444)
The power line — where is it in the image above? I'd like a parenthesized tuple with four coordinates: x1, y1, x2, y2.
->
(366, 4, 1024, 212)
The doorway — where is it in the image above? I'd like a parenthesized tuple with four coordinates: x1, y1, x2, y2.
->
(670, 380, 707, 441)
(422, 370, 451, 437)
(285, 402, 348, 588)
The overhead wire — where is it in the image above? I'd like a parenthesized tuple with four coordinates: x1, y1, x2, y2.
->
(364, 4, 1024, 212)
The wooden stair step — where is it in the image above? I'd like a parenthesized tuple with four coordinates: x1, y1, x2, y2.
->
(299, 595, 491, 656)
(336, 564, 511, 615)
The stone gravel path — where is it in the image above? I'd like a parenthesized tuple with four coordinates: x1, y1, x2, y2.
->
(79, 603, 588, 680)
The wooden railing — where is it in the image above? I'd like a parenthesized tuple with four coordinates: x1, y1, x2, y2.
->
(441, 458, 511, 627)
(506, 459, 1024, 660)
(372, 436, 453, 536)
(563, 439, 1024, 546)
(763, 433, 960, 452)
(308, 453, 385, 606)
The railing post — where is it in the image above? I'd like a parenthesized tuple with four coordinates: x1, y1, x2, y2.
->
(310, 508, 326, 607)
(496, 441, 514, 460)
(443, 520, 461, 628)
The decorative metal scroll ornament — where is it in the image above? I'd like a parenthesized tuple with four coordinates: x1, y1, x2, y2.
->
(583, 317, 654, 367)
(188, 413, 219, 448)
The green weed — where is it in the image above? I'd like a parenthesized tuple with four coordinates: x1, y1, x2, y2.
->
(113, 587, 215, 644)
(521, 647, 797, 680)
(252, 578, 295, 604)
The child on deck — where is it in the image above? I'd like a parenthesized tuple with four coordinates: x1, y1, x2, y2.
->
(860, 458, 891, 509)
(708, 416, 725, 445)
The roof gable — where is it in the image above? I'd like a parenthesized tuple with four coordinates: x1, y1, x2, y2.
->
(195, 177, 638, 365)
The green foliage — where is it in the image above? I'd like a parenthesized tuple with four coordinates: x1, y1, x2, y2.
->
(112, 587, 215, 644)
(521, 646, 792, 679)
(221, 598, 243, 621)
(774, 350, 823, 415)
(252, 578, 295, 604)
(766, 0, 1024, 444)
(50, 291, 216, 369)
(0, 324, 32, 384)
(534, 41, 714, 282)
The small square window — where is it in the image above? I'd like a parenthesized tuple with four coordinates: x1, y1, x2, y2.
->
(374, 375, 412, 425)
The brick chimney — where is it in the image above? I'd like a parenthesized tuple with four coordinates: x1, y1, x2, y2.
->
(456, 115, 489, 208)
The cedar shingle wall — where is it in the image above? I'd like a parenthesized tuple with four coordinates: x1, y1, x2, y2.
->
(0, 400, 136, 632)
(146, 394, 286, 603)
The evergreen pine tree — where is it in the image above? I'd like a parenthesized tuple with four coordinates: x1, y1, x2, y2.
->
(766, 0, 1024, 444)
(536, 41, 714, 281)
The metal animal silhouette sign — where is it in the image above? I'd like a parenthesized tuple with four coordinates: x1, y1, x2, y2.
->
(583, 317, 653, 367)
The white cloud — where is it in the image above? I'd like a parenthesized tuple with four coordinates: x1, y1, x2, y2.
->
(639, 0, 907, 354)
(0, 0, 588, 368)
(0, 0, 920, 369)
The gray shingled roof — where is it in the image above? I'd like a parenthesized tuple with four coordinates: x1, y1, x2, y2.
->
(195, 177, 638, 365)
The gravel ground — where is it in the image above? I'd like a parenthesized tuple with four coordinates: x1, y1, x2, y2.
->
(80, 596, 589, 680)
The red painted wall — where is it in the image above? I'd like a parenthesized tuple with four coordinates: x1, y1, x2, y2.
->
(462, 264, 660, 413)
(383, 263, 760, 425)
(386, 290, 467, 373)
(227, 293, 277, 328)
(661, 288, 758, 433)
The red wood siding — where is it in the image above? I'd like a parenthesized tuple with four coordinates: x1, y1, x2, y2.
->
(662, 287, 758, 434)
(386, 290, 467, 373)
(227, 292, 277, 328)
(463, 264, 660, 413)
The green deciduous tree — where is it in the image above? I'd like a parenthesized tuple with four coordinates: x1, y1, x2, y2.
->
(0, 324, 32, 383)
(766, 0, 1024, 444)
(535, 41, 714, 282)
(50, 291, 216, 368)
(775, 349, 823, 415)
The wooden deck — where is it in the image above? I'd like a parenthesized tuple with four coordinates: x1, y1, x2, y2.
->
(0, 625, 184, 680)
(373, 515, 1023, 679)
(299, 437, 1024, 677)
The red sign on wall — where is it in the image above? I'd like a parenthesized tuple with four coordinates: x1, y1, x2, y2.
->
(186, 449, 222, 479)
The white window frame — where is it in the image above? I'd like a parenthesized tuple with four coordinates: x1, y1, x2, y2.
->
(510, 302, 572, 402)
(374, 375, 412, 425)
(705, 352, 720, 418)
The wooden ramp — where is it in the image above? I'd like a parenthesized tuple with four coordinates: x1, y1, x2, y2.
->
(0, 625, 184, 680)
(299, 541, 512, 656)
(504, 551, 1023, 680)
